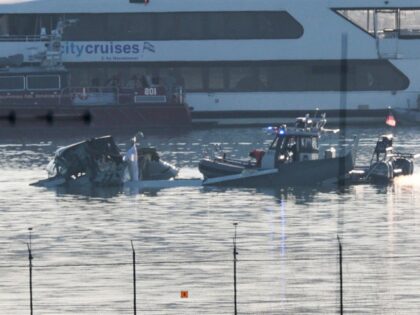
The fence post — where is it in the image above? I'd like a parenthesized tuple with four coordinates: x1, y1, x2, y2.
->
(233, 223, 238, 315)
(27, 227, 33, 315)
(337, 235, 343, 315)
(131, 240, 137, 315)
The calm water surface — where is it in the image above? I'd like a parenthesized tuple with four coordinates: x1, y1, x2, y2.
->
(0, 126, 420, 314)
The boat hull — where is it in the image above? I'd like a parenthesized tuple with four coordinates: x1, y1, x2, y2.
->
(0, 102, 191, 130)
(199, 158, 255, 179)
(203, 153, 354, 188)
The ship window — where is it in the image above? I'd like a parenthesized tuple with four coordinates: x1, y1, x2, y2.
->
(335, 9, 375, 35)
(0, 15, 9, 36)
(225, 12, 258, 39)
(35, 15, 60, 37)
(0, 76, 24, 91)
(266, 63, 307, 91)
(400, 10, 420, 38)
(256, 12, 304, 39)
(228, 67, 266, 91)
(177, 13, 204, 40)
(208, 67, 225, 90)
(229, 67, 254, 90)
(8, 15, 37, 37)
(58, 11, 302, 41)
(335, 8, 420, 39)
(65, 59, 409, 93)
(125, 13, 157, 40)
(177, 67, 203, 91)
(3, 11, 303, 40)
(204, 12, 227, 38)
(156, 13, 178, 40)
(5, 14, 60, 38)
(27, 75, 60, 90)
(376, 9, 398, 37)
(64, 14, 108, 41)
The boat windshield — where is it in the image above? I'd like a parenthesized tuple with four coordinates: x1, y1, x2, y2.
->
(269, 135, 287, 151)
(298, 136, 319, 153)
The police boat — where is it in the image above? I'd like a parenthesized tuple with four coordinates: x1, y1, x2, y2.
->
(201, 114, 357, 188)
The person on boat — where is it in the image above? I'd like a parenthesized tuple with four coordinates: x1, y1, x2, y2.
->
(124, 138, 139, 181)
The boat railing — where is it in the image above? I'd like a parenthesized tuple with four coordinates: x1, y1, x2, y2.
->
(61, 85, 184, 106)
(62, 86, 118, 106)
(0, 35, 49, 42)
(66, 86, 118, 94)
(202, 143, 224, 159)
(319, 135, 358, 158)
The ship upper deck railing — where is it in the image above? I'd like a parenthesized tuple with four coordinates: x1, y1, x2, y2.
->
(0, 35, 50, 42)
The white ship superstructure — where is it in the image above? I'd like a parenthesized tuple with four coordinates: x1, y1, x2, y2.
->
(0, 0, 419, 125)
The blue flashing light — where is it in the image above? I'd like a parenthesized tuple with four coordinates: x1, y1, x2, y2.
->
(279, 129, 285, 135)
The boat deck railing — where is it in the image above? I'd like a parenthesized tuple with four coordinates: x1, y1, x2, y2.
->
(60, 85, 184, 106)
(0, 35, 49, 42)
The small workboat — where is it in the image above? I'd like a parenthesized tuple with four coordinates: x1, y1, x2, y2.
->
(31, 135, 178, 187)
(349, 134, 417, 183)
(200, 114, 356, 187)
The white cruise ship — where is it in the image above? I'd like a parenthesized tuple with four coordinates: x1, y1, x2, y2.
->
(0, 0, 419, 125)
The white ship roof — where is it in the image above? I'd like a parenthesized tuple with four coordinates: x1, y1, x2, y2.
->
(0, 0, 419, 14)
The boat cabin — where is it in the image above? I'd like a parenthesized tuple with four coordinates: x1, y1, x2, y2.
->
(261, 126, 320, 169)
